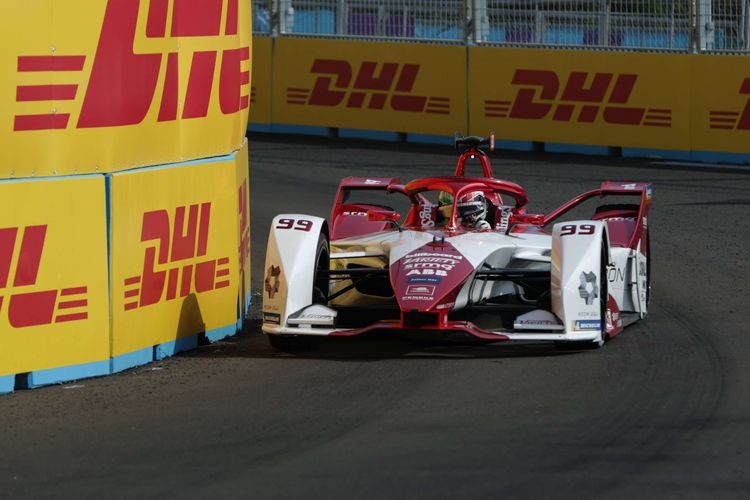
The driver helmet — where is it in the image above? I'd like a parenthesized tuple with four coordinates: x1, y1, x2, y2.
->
(456, 191, 487, 227)
(457, 191, 487, 227)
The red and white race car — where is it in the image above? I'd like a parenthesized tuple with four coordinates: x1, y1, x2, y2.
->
(262, 135, 652, 350)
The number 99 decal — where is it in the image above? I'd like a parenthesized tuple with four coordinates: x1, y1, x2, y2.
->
(276, 218, 313, 232)
(560, 224, 596, 236)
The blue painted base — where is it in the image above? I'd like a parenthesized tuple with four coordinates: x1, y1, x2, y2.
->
(155, 335, 198, 361)
(622, 147, 692, 161)
(0, 375, 15, 394)
(495, 140, 536, 152)
(27, 359, 110, 388)
(111, 346, 154, 373)
(268, 123, 332, 137)
(202, 323, 237, 343)
(246, 123, 750, 166)
(691, 150, 750, 165)
(406, 133, 454, 145)
(248, 122, 273, 133)
(339, 128, 400, 141)
(544, 142, 611, 156)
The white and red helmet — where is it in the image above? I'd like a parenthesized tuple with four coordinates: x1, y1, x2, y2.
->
(457, 191, 487, 226)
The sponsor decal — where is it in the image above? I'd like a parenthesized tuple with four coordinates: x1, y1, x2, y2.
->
(401, 295, 433, 301)
(484, 69, 671, 127)
(517, 319, 557, 326)
(639, 261, 647, 277)
(496, 206, 512, 232)
(14, 0, 249, 132)
(286, 59, 450, 114)
(405, 285, 435, 296)
(342, 211, 367, 216)
(263, 312, 281, 325)
(435, 302, 454, 310)
(708, 77, 750, 130)
(364, 179, 382, 185)
(0, 225, 88, 327)
(608, 267, 624, 283)
(606, 310, 622, 330)
(407, 276, 442, 285)
(123, 202, 229, 311)
(264, 265, 281, 299)
(574, 319, 600, 331)
(419, 204, 436, 228)
(578, 271, 598, 305)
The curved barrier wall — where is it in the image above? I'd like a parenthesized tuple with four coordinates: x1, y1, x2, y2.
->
(1, 1, 253, 394)
(250, 36, 750, 162)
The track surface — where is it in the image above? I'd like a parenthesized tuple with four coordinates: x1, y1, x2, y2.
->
(1, 136, 749, 498)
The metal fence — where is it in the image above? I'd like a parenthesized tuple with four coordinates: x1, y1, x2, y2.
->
(252, 0, 750, 52)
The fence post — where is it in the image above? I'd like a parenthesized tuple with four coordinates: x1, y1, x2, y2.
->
(699, 0, 715, 50)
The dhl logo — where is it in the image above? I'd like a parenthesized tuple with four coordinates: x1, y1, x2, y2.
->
(709, 78, 750, 130)
(124, 202, 230, 311)
(287, 59, 450, 114)
(14, 0, 250, 132)
(0, 225, 88, 328)
(485, 70, 671, 127)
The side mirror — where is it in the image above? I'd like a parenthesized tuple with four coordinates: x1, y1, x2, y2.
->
(510, 214, 544, 226)
(366, 210, 402, 232)
(507, 213, 545, 234)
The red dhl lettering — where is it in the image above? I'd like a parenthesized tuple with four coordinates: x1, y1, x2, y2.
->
(0, 225, 89, 328)
(124, 202, 229, 311)
(14, 0, 250, 132)
(708, 78, 750, 130)
(485, 69, 671, 127)
(287, 59, 450, 114)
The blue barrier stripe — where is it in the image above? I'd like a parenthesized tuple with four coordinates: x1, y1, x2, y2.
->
(27, 359, 110, 388)
(248, 123, 750, 165)
(155, 335, 199, 361)
(0, 375, 15, 394)
(0, 173, 102, 184)
(203, 323, 237, 343)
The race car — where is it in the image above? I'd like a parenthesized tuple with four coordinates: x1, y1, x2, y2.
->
(262, 134, 652, 350)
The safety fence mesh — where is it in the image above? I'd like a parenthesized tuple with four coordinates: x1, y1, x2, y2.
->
(252, 0, 750, 52)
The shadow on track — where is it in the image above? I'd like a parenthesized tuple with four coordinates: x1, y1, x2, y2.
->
(184, 319, 592, 362)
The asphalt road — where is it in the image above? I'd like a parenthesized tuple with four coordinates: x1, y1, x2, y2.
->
(1, 135, 749, 499)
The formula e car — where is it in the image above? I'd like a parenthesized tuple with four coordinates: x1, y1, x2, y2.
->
(262, 135, 652, 350)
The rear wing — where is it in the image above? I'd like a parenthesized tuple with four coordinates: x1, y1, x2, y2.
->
(330, 177, 406, 240)
(544, 182, 653, 250)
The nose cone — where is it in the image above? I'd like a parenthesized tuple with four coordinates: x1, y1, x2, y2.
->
(390, 241, 474, 312)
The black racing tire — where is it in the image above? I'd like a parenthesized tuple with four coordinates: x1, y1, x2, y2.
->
(312, 233, 330, 304)
(268, 334, 316, 352)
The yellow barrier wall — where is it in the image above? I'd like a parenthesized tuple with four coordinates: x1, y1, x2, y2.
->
(252, 37, 750, 157)
(0, 176, 109, 377)
(468, 47, 691, 150)
(272, 37, 467, 135)
(691, 55, 750, 155)
(249, 36, 272, 124)
(0, 0, 252, 178)
(109, 143, 248, 362)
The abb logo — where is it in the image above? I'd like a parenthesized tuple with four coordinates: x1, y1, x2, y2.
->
(485, 70, 671, 127)
(124, 202, 229, 311)
(0, 225, 88, 328)
(14, 0, 250, 131)
(709, 78, 750, 130)
(287, 59, 450, 114)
